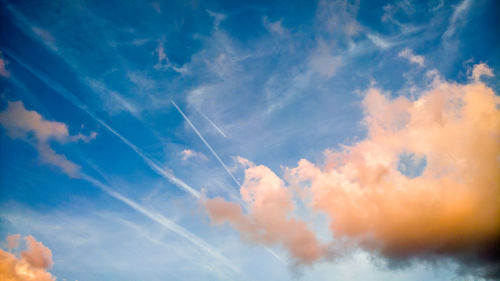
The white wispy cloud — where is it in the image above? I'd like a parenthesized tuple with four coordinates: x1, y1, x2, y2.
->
(470, 62, 493, 82)
(172, 101, 241, 187)
(308, 40, 342, 78)
(197, 109, 227, 138)
(207, 10, 227, 30)
(366, 33, 393, 49)
(262, 17, 287, 36)
(443, 0, 472, 39)
(398, 48, 425, 66)
(86, 78, 141, 117)
(181, 149, 207, 161)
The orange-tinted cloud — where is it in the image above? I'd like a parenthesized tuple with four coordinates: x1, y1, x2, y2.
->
(204, 64, 500, 277)
(0, 235, 56, 281)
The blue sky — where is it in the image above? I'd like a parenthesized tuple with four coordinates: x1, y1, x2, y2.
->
(0, 0, 499, 280)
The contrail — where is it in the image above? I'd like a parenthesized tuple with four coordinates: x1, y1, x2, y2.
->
(3, 49, 200, 198)
(171, 101, 241, 187)
(80, 173, 240, 275)
(197, 109, 227, 138)
(4, 48, 282, 266)
(172, 101, 286, 264)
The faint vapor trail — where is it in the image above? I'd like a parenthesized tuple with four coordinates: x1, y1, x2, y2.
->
(81, 174, 241, 275)
(197, 109, 227, 137)
(172, 101, 286, 265)
(171, 101, 241, 187)
(3, 49, 200, 198)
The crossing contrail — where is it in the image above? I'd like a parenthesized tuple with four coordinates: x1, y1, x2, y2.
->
(197, 109, 227, 138)
(80, 173, 241, 275)
(171, 101, 241, 187)
(171, 101, 285, 264)
(3, 49, 200, 198)
(4, 48, 283, 266)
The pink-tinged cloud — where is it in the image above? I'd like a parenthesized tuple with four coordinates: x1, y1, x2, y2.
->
(0, 101, 96, 177)
(205, 64, 500, 276)
(205, 163, 327, 264)
(0, 51, 10, 77)
(0, 235, 56, 281)
(180, 149, 207, 161)
(0, 101, 70, 142)
(471, 62, 493, 82)
(6, 234, 21, 250)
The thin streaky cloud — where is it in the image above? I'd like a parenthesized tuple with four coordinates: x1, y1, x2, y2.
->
(197, 109, 227, 138)
(3, 49, 200, 198)
(172, 101, 241, 187)
(80, 173, 241, 277)
(172, 101, 286, 265)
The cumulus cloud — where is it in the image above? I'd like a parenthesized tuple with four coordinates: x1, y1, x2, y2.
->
(398, 48, 425, 66)
(0, 101, 96, 177)
(204, 64, 500, 278)
(205, 161, 327, 264)
(0, 234, 56, 281)
(0, 51, 11, 77)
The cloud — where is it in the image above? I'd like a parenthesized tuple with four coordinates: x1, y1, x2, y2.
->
(470, 63, 493, 83)
(207, 10, 227, 30)
(398, 48, 425, 66)
(180, 149, 207, 161)
(6, 234, 21, 250)
(263, 17, 286, 36)
(86, 78, 141, 117)
(0, 234, 56, 281)
(0, 101, 96, 177)
(204, 64, 500, 278)
(31, 27, 57, 52)
(316, 0, 360, 37)
(205, 164, 327, 264)
(308, 40, 342, 78)
(0, 51, 11, 77)
(443, 0, 472, 39)
(154, 40, 188, 74)
(366, 33, 393, 49)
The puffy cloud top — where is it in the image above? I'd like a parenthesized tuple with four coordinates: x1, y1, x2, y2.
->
(0, 235, 56, 281)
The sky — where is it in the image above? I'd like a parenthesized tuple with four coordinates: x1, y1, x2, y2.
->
(0, 0, 499, 280)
